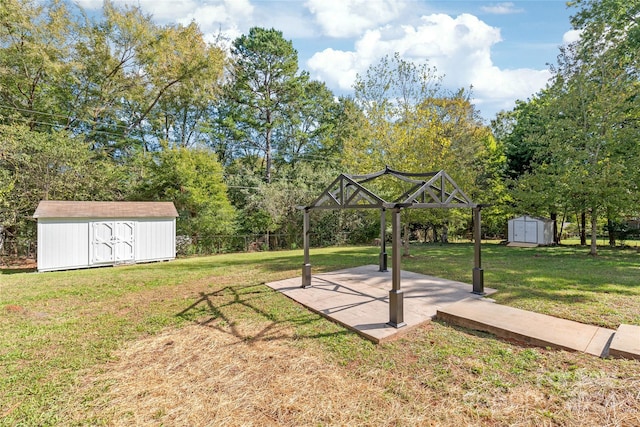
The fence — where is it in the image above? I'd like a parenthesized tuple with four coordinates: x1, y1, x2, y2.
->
(0, 238, 36, 263)
(0, 231, 366, 264)
(3, 230, 639, 267)
(177, 231, 364, 256)
(177, 233, 298, 255)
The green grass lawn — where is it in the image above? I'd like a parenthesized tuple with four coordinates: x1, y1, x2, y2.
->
(402, 242, 640, 328)
(1, 243, 639, 425)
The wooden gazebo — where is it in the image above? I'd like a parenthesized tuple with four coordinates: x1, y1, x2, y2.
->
(299, 167, 485, 328)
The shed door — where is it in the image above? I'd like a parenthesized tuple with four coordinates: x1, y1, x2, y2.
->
(525, 221, 538, 243)
(91, 221, 135, 265)
(114, 222, 135, 262)
(513, 221, 526, 242)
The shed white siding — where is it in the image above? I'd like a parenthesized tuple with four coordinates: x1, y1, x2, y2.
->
(135, 219, 176, 262)
(508, 215, 554, 245)
(34, 201, 178, 272)
(37, 219, 90, 272)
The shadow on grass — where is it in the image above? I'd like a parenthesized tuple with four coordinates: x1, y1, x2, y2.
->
(0, 266, 37, 275)
(176, 283, 351, 344)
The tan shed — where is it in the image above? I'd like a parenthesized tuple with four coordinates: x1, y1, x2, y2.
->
(33, 201, 178, 272)
(507, 215, 554, 246)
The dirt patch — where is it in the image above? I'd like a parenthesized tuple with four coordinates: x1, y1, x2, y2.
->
(0, 257, 37, 272)
(4, 305, 25, 314)
(0, 257, 36, 268)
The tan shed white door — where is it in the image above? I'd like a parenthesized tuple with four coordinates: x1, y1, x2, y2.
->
(524, 221, 538, 243)
(513, 221, 526, 242)
(91, 221, 135, 264)
(513, 218, 539, 243)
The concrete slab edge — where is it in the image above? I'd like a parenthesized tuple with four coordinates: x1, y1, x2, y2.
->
(609, 324, 640, 361)
(609, 348, 640, 361)
(274, 289, 427, 345)
(436, 310, 592, 355)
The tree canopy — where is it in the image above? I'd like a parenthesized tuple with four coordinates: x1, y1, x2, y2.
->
(1, 0, 638, 255)
(497, 0, 640, 253)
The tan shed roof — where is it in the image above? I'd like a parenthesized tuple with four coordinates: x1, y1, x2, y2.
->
(33, 201, 178, 219)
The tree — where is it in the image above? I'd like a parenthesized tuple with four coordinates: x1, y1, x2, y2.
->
(496, 1, 640, 253)
(1, 0, 225, 154)
(274, 79, 340, 167)
(0, 0, 78, 130)
(504, 42, 639, 253)
(220, 27, 305, 183)
(133, 147, 235, 244)
(343, 54, 496, 249)
(229, 162, 354, 248)
(569, 0, 640, 69)
(555, 47, 637, 254)
(565, 0, 639, 252)
(493, 97, 553, 180)
(123, 20, 225, 150)
(0, 123, 122, 238)
(73, 2, 225, 154)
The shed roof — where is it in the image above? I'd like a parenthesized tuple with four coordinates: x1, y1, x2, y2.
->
(33, 201, 178, 219)
(510, 215, 554, 223)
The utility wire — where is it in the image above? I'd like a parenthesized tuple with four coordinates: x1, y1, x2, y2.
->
(0, 105, 344, 165)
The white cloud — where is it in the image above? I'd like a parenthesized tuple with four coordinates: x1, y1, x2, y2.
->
(173, 0, 254, 36)
(308, 14, 500, 89)
(471, 68, 551, 110)
(562, 29, 582, 44)
(480, 2, 523, 15)
(305, 0, 405, 38)
(307, 49, 361, 91)
(307, 12, 551, 117)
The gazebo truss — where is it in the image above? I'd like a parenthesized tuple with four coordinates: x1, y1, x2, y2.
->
(300, 166, 485, 328)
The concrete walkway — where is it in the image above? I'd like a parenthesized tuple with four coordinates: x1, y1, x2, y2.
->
(266, 266, 640, 359)
(436, 298, 615, 357)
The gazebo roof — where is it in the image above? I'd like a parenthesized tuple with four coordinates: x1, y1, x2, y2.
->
(305, 166, 476, 210)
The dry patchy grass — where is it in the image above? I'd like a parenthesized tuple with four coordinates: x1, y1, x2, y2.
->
(68, 320, 640, 427)
(74, 325, 408, 426)
(68, 308, 640, 426)
(3, 246, 640, 426)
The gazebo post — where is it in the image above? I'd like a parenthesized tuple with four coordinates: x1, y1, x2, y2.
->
(379, 208, 388, 272)
(472, 206, 484, 294)
(302, 208, 312, 288)
(388, 206, 406, 328)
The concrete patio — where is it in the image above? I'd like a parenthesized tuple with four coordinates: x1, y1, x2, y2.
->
(266, 264, 496, 343)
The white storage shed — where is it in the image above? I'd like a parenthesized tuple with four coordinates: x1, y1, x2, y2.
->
(34, 201, 178, 272)
(508, 215, 554, 246)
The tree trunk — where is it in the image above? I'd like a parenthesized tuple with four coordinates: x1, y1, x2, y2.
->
(265, 126, 272, 184)
(607, 217, 616, 247)
(441, 223, 449, 244)
(580, 211, 587, 246)
(550, 212, 558, 244)
(589, 210, 598, 256)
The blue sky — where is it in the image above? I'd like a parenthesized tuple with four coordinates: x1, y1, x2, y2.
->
(75, 0, 580, 121)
